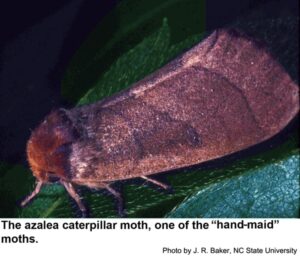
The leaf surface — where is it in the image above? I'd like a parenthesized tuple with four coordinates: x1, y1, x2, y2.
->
(167, 152, 299, 218)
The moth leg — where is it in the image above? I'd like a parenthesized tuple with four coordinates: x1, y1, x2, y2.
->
(84, 181, 125, 217)
(104, 184, 124, 217)
(61, 181, 87, 217)
(141, 175, 169, 190)
(105, 184, 121, 199)
(20, 180, 43, 207)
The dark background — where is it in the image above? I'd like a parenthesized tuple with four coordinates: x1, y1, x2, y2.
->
(0, 0, 298, 166)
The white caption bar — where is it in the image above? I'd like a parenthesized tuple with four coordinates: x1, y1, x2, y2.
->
(0, 219, 299, 257)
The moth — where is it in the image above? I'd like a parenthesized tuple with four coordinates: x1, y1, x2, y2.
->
(21, 28, 299, 217)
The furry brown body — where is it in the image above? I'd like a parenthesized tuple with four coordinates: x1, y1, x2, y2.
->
(22, 29, 299, 216)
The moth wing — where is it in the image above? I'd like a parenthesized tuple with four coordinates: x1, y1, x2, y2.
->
(70, 29, 298, 182)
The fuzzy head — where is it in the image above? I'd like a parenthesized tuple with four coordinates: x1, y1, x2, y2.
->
(27, 109, 78, 182)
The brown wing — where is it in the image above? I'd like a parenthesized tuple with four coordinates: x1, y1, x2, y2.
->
(70, 29, 299, 183)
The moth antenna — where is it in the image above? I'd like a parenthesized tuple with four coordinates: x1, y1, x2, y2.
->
(105, 184, 125, 217)
(20, 180, 43, 207)
(141, 175, 170, 190)
(61, 181, 87, 217)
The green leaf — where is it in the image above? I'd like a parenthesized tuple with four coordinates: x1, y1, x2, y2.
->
(62, 0, 205, 103)
(78, 18, 171, 105)
(0, 163, 34, 217)
(78, 19, 203, 106)
(166, 151, 300, 218)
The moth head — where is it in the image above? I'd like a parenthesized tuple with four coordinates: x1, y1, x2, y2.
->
(26, 109, 78, 183)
